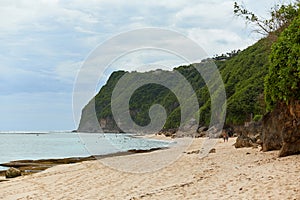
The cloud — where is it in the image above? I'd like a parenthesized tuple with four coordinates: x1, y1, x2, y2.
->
(187, 28, 255, 55)
(0, 92, 74, 131)
(0, 58, 75, 96)
(0, 0, 99, 33)
(1, 0, 296, 130)
(174, 1, 234, 29)
(55, 60, 83, 84)
(108, 49, 184, 72)
(74, 26, 99, 35)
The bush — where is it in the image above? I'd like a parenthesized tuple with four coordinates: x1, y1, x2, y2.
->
(265, 13, 300, 110)
(253, 114, 263, 122)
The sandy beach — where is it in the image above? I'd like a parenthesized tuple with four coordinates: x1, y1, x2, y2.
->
(0, 137, 299, 200)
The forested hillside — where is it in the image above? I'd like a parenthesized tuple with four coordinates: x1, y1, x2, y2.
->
(78, 36, 272, 133)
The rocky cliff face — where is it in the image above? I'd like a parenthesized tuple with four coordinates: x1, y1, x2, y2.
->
(78, 115, 121, 133)
(262, 101, 300, 157)
(77, 99, 121, 133)
(77, 99, 101, 133)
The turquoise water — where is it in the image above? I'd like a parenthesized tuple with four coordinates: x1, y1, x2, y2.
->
(0, 132, 173, 171)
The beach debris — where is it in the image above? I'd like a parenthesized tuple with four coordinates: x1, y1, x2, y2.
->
(5, 167, 21, 178)
(186, 150, 200, 154)
(127, 147, 166, 153)
(209, 148, 216, 153)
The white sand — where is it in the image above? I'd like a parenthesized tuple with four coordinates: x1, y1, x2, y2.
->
(0, 137, 299, 200)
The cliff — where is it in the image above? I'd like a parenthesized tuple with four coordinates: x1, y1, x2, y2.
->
(262, 101, 300, 157)
(77, 37, 271, 133)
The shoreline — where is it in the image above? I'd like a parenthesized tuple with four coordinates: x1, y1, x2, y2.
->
(0, 132, 174, 179)
(0, 137, 299, 199)
(0, 147, 168, 179)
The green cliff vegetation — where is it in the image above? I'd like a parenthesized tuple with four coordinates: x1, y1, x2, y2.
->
(78, 1, 299, 133)
(265, 12, 300, 110)
(219, 38, 271, 124)
(79, 36, 272, 132)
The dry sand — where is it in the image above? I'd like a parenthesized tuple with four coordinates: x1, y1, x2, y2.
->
(0, 137, 299, 200)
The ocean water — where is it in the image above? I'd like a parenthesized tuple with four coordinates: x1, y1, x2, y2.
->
(0, 132, 173, 171)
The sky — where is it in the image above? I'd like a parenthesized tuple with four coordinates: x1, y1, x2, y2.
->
(0, 0, 295, 131)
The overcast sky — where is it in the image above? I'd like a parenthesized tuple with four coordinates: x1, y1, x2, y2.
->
(0, 0, 295, 131)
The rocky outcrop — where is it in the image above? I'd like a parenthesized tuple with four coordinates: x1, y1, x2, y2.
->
(158, 128, 177, 137)
(77, 99, 102, 133)
(5, 167, 21, 178)
(238, 122, 262, 138)
(77, 99, 121, 133)
(234, 122, 262, 148)
(196, 126, 208, 137)
(261, 111, 283, 151)
(262, 101, 300, 157)
(234, 135, 258, 148)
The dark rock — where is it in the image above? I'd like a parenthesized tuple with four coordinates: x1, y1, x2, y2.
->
(209, 148, 216, 153)
(262, 111, 283, 151)
(5, 167, 21, 178)
(161, 129, 177, 137)
(127, 147, 166, 153)
(233, 122, 262, 148)
(186, 150, 200, 154)
(262, 101, 300, 157)
(197, 131, 207, 138)
(196, 126, 208, 138)
(234, 135, 256, 148)
(197, 126, 208, 133)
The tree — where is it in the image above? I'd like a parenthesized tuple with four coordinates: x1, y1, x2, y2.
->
(234, 1, 299, 36)
(264, 12, 300, 110)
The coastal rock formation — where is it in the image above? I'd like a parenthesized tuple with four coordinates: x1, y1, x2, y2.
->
(234, 122, 262, 148)
(261, 110, 283, 151)
(235, 135, 256, 148)
(197, 126, 208, 137)
(262, 101, 300, 157)
(5, 167, 21, 178)
(77, 99, 102, 133)
(77, 99, 121, 133)
(233, 122, 262, 138)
